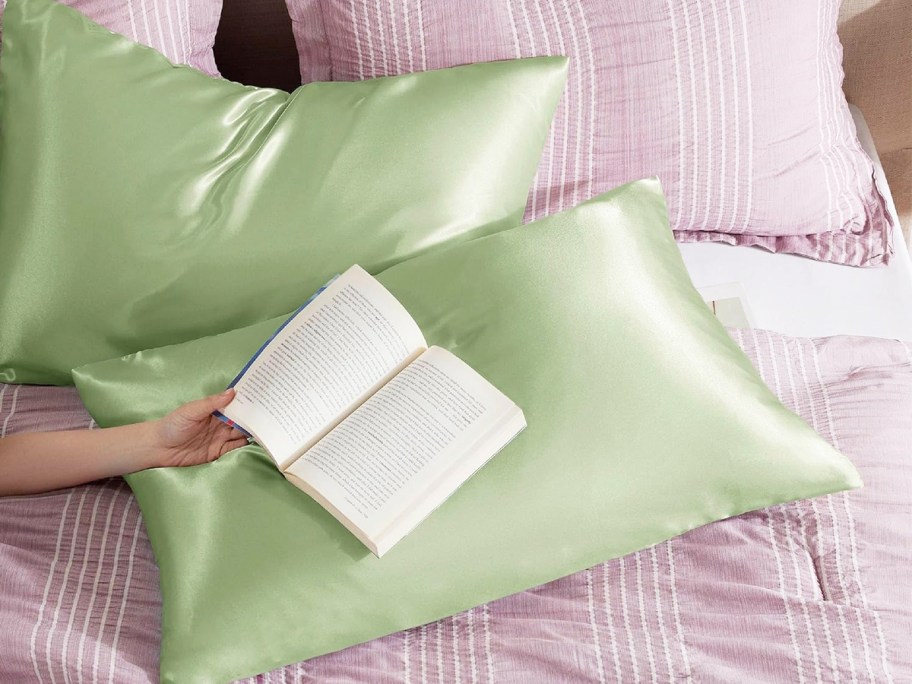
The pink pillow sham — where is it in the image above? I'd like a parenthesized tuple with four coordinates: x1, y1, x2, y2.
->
(286, 0, 892, 266)
(0, 0, 221, 75)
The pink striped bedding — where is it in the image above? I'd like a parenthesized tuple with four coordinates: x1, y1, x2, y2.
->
(1, 330, 910, 682)
(285, 0, 892, 267)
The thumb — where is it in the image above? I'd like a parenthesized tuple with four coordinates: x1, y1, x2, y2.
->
(180, 388, 236, 420)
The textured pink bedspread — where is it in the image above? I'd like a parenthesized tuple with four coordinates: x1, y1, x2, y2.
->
(1, 330, 910, 683)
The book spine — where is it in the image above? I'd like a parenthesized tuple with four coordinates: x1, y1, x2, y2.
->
(212, 413, 253, 438)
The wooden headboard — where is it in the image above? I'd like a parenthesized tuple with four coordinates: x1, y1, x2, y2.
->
(214, 0, 300, 91)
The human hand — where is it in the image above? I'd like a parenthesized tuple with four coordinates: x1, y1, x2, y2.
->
(152, 389, 249, 468)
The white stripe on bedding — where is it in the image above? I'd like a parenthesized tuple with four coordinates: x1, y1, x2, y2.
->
(372, 0, 389, 75)
(46, 487, 91, 684)
(92, 492, 135, 683)
(1, 385, 20, 437)
(754, 331, 806, 682)
(651, 545, 675, 680)
(59, 488, 106, 684)
(635, 551, 659, 682)
(618, 556, 639, 680)
(30, 490, 76, 684)
(585, 568, 606, 684)
(769, 335, 819, 684)
(107, 510, 143, 684)
(602, 561, 623, 681)
(666, 538, 691, 678)
(75, 482, 126, 684)
(482, 603, 494, 684)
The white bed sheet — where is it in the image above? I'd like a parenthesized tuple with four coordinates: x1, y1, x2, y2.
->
(679, 105, 912, 339)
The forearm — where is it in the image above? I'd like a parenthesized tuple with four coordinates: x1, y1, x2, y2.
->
(0, 422, 164, 496)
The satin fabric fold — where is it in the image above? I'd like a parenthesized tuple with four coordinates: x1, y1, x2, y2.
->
(0, 0, 567, 384)
(75, 179, 861, 683)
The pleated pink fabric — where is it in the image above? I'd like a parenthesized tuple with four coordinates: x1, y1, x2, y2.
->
(0, 0, 221, 75)
(1, 331, 910, 681)
(285, 0, 893, 266)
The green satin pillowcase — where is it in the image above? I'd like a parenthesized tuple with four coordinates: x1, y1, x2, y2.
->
(0, 0, 567, 385)
(74, 178, 862, 683)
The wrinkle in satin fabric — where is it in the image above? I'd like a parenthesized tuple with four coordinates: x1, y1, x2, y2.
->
(75, 179, 861, 683)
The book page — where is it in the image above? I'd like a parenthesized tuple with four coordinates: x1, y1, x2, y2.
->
(286, 346, 524, 549)
(221, 265, 427, 469)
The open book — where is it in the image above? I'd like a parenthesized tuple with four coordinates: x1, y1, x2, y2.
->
(218, 265, 526, 557)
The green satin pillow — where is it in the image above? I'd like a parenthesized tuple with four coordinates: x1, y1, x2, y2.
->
(0, 0, 567, 385)
(74, 178, 861, 683)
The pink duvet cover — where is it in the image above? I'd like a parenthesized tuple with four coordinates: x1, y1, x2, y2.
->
(1, 330, 910, 682)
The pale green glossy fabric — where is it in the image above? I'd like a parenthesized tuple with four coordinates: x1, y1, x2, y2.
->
(0, 0, 567, 385)
(74, 179, 862, 684)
